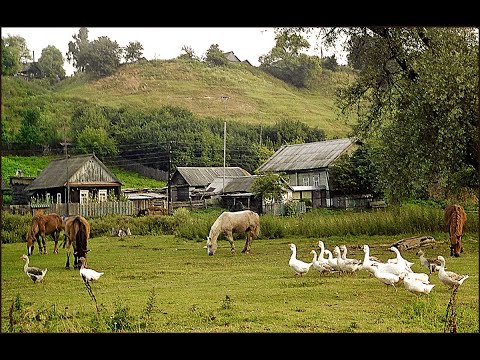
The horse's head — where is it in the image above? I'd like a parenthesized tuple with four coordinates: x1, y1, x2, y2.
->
(206, 236, 217, 256)
(26, 230, 35, 256)
(450, 236, 462, 257)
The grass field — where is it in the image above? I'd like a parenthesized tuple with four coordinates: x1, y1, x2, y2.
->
(2, 231, 478, 333)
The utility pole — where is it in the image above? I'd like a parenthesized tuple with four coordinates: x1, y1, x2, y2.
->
(167, 141, 172, 215)
(223, 121, 226, 194)
(61, 124, 71, 216)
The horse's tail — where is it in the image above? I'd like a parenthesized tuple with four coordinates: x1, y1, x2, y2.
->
(74, 217, 88, 256)
(250, 212, 261, 238)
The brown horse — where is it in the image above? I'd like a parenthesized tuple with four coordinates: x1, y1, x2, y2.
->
(64, 215, 90, 269)
(26, 213, 64, 256)
(444, 204, 467, 257)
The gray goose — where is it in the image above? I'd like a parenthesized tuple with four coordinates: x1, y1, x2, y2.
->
(21, 254, 47, 283)
(416, 249, 441, 274)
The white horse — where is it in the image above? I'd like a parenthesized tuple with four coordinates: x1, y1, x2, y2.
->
(206, 210, 260, 256)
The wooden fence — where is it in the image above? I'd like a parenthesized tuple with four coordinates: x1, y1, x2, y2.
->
(263, 201, 307, 216)
(49, 201, 135, 217)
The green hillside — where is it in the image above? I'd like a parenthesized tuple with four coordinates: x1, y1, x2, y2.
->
(3, 59, 356, 140)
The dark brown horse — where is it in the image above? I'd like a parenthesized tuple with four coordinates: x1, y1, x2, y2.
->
(64, 215, 90, 269)
(26, 213, 64, 256)
(444, 204, 467, 257)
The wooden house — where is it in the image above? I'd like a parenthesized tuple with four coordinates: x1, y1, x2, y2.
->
(205, 175, 261, 213)
(170, 166, 250, 201)
(24, 154, 122, 204)
(256, 138, 361, 209)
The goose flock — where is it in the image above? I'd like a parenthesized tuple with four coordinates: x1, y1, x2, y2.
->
(288, 242, 469, 295)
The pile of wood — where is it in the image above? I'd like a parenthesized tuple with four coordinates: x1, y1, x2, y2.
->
(391, 235, 437, 251)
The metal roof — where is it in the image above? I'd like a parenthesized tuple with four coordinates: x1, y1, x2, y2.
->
(256, 138, 355, 172)
(25, 154, 122, 191)
(206, 175, 259, 194)
(176, 167, 250, 187)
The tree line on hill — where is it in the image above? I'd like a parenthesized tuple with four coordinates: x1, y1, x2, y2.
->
(2, 28, 340, 87)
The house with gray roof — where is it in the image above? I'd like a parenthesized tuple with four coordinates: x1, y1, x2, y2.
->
(25, 154, 122, 205)
(170, 166, 250, 201)
(256, 138, 360, 208)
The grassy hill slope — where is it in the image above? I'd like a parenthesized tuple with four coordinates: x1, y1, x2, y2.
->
(55, 59, 355, 138)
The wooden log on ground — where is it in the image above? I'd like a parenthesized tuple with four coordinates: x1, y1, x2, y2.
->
(391, 236, 437, 251)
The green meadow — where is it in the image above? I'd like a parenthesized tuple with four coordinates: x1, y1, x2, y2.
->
(2, 228, 477, 333)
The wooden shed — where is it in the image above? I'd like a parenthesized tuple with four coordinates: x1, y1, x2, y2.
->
(25, 154, 122, 204)
(9, 176, 36, 205)
(170, 166, 250, 201)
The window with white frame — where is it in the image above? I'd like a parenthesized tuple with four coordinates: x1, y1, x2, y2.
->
(302, 176, 309, 186)
(56, 193, 62, 204)
(313, 175, 320, 187)
(80, 190, 89, 204)
(46, 193, 51, 203)
(98, 189, 107, 202)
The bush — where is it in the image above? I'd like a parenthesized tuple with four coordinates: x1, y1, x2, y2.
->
(1, 212, 32, 244)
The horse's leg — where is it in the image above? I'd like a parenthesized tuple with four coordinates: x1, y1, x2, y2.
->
(241, 231, 251, 254)
(65, 239, 71, 269)
(36, 235, 43, 255)
(53, 231, 59, 254)
(227, 231, 235, 254)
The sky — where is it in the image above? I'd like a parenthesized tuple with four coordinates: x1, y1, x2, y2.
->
(1, 27, 347, 76)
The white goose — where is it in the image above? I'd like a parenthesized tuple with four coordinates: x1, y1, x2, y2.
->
(310, 250, 336, 274)
(361, 244, 382, 274)
(334, 246, 362, 274)
(79, 257, 104, 283)
(323, 249, 340, 271)
(388, 246, 414, 271)
(339, 245, 362, 268)
(288, 243, 313, 276)
(403, 274, 435, 295)
(416, 249, 442, 274)
(369, 263, 401, 292)
(20, 254, 47, 283)
(437, 256, 469, 289)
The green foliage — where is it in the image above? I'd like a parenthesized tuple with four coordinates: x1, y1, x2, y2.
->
(67, 27, 90, 72)
(86, 36, 123, 77)
(329, 145, 382, 196)
(204, 44, 228, 66)
(1, 38, 18, 75)
(0, 212, 32, 244)
(335, 27, 479, 202)
(322, 54, 338, 71)
(75, 126, 118, 157)
(177, 45, 199, 61)
(259, 30, 322, 88)
(251, 172, 288, 202)
(124, 41, 144, 63)
(37, 45, 66, 82)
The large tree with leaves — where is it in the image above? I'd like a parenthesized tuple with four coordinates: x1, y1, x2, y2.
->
(66, 27, 90, 73)
(288, 27, 479, 202)
(124, 41, 144, 63)
(85, 36, 123, 76)
(1, 35, 31, 75)
(259, 29, 322, 88)
(37, 45, 66, 82)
